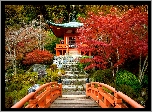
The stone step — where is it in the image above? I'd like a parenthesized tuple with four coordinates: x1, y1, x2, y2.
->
(62, 74, 76, 76)
(61, 76, 86, 79)
(65, 71, 79, 72)
(62, 81, 86, 85)
(50, 95, 101, 108)
(62, 90, 86, 95)
(64, 73, 86, 75)
(62, 87, 85, 91)
(62, 79, 87, 81)
(62, 85, 86, 89)
(64, 73, 79, 76)
(62, 95, 86, 97)
(65, 71, 79, 73)
(58, 63, 78, 65)
(62, 63, 78, 65)
(63, 73, 86, 76)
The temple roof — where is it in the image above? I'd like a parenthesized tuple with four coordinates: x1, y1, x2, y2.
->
(47, 20, 83, 37)
(47, 21, 83, 28)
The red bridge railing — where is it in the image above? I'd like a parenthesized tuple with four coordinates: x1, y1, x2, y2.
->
(11, 82, 62, 108)
(86, 82, 144, 108)
(11, 81, 144, 108)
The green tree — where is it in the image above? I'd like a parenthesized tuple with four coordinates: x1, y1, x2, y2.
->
(44, 30, 61, 54)
(5, 5, 24, 28)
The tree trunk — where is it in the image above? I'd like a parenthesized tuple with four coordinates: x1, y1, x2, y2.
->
(139, 54, 148, 84)
(139, 53, 142, 83)
(116, 48, 120, 73)
(141, 55, 148, 75)
(111, 61, 115, 77)
(109, 57, 115, 77)
(14, 46, 17, 75)
(40, 15, 42, 50)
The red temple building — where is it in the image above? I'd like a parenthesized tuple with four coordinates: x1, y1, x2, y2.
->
(48, 21, 91, 57)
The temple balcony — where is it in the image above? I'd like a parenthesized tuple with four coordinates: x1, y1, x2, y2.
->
(56, 44, 68, 49)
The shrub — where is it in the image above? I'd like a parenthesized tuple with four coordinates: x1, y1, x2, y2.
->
(5, 95, 13, 108)
(45, 68, 59, 82)
(5, 72, 38, 108)
(50, 64, 57, 71)
(92, 70, 103, 82)
(5, 65, 60, 108)
(141, 74, 148, 88)
(92, 69, 113, 84)
(116, 69, 141, 93)
(6, 68, 25, 75)
(77, 56, 91, 71)
(23, 49, 54, 65)
(116, 84, 139, 98)
(44, 38, 61, 54)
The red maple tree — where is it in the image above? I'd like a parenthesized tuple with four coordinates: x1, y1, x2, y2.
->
(23, 49, 54, 65)
(76, 7, 148, 75)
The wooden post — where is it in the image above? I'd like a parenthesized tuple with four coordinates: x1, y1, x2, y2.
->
(28, 98, 38, 108)
(59, 83, 62, 97)
(114, 91, 122, 108)
(86, 83, 89, 97)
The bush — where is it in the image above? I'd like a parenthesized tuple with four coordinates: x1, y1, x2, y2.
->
(5, 65, 60, 108)
(77, 56, 91, 71)
(44, 38, 61, 54)
(45, 68, 59, 82)
(92, 70, 103, 82)
(23, 49, 54, 65)
(5, 72, 38, 108)
(116, 84, 139, 98)
(141, 74, 148, 88)
(5, 93, 14, 108)
(92, 69, 114, 84)
(50, 64, 57, 71)
(6, 68, 14, 74)
(116, 69, 141, 93)
(6, 68, 26, 75)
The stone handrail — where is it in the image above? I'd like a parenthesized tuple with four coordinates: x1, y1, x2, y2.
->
(86, 82, 144, 108)
(11, 82, 62, 108)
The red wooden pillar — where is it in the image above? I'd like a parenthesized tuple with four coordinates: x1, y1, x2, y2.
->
(64, 36, 66, 44)
(114, 92, 123, 108)
(67, 36, 69, 54)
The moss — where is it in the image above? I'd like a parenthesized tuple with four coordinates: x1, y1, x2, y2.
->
(102, 86, 113, 94)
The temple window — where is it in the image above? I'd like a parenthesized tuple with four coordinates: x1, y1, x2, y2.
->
(69, 37, 76, 48)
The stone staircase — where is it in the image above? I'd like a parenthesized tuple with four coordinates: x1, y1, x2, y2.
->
(53, 55, 87, 95)
(50, 95, 100, 108)
(51, 55, 100, 108)
(61, 56, 87, 95)
(61, 71, 86, 95)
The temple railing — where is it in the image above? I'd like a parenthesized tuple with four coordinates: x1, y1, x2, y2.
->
(11, 82, 62, 108)
(86, 82, 144, 108)
(56, 44, 68, 48)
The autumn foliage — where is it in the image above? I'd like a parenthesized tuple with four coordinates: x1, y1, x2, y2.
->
(23, 49, 54, 65)
(76, 7, 148, 70)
